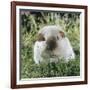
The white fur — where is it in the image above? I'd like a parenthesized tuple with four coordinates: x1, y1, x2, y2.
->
(53, 37, 75, 61)
(38, 25, 63, 41)
(34, 41, 46, 64)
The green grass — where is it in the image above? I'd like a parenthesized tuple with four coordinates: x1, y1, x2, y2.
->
(20, 10, 80, 79)
(21, 57, 80, 78)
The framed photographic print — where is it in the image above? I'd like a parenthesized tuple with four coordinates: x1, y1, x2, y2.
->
(11, 1, 88, 89)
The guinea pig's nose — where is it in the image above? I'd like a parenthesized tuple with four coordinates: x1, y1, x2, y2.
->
(46, 37, 57, 51)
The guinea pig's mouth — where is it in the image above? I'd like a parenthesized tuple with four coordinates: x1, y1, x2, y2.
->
(50, 55, 57, 58)
(48, 51, 57, 58)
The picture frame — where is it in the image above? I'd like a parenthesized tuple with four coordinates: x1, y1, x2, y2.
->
(11, 1, 88, 89)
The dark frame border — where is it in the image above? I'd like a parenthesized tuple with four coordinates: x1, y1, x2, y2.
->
(11, 1, 88, 89)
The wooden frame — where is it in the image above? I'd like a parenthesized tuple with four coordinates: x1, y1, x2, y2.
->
(11, 1, 88, 89)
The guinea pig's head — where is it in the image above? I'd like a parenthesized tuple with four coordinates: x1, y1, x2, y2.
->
(37, 25, 65, 51)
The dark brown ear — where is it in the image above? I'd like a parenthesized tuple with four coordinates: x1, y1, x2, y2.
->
(37, 33, 45, 41)
(59, 31, 65, 38)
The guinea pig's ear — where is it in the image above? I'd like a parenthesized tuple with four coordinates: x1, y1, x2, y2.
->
(37, 33, 45, 41)
(59, 31, 65, 38)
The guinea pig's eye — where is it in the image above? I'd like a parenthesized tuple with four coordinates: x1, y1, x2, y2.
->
(57, 36, 59, 40)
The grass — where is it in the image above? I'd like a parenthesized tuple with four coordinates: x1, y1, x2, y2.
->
(21, 57, 80, 78)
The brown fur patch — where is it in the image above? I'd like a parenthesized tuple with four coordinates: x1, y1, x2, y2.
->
(59, 31, 65, 38)
(46, 37, 57, 51)
(37, 33, 45, 41)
